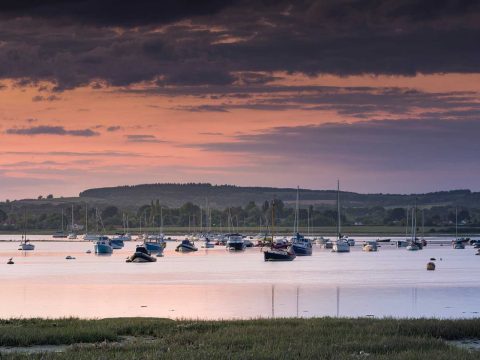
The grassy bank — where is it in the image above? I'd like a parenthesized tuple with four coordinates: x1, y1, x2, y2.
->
(0, 318, 479, 359)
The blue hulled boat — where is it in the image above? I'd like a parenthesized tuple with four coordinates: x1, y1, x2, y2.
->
(145, 234, 166, 253)
(94, 236, 113, 254)
(291, 232, 312, 256)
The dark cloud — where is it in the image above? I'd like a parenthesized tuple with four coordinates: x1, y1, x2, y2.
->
(0, 1, 478, 89)
(176, 104, 230, 112)
(191, 117, 480, 172)
(125, 134, 167, 143)
(106, 126, 122, 132)
(32, 95, 61, 102)
(0, 0, 238, 27)
(167, 85, 480, 119)
(6, 125, 99, 137)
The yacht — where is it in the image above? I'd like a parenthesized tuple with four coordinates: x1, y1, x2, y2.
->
(263, 199, 296, 262)
(264, 246, 296, 261)
(94, 236, 113, 254)
(144, 234, 166, 253)
(333, 237, 350, 252)
(291, 232, 312, 255)
(226, 233, 246, 251)
(18, 210, 35, 251)
(53, 209, 68, 238)
(406, 201, 423, 251)
(67, 205, 77, 239)
(332, 180, 350, 253)
(452, 207, 465, 249)
(290, 186, 312, 256)
(202, 237, 215, 248)
(19, 240, 35, 251)
(175, 239, 198, 252)
(362, 240, 378, 252)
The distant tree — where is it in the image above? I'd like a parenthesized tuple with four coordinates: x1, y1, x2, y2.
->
(386, 208, 406, 222)
(458, 209, 470, 222)
(38, 195, 43, 200)
(46, 194, 53, 199)
(0, 209, 7, 222)
(262, 200, 269, 213)
(245, 201, 257, 212)
(101, 206, 119, 219)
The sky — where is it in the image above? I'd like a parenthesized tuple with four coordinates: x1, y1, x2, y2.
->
(0, 0, 480, 200)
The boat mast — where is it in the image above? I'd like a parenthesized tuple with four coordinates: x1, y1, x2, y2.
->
(71, 204, 74, 232)
(160, 207, 163, 235)
(405, 207, 409, 240)
(23, 207, 27, 242)
(271, 199, 275, 247)
(456, 207, 458, 240)
(337, 180, 341, 240)
(307, 206, 310, 236)
(422, 209, 425, 240)
(294, 186, 299, 234)
(411, 199, 417, 243)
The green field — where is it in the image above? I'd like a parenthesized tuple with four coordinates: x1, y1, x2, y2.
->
(0, 318, 479, 359)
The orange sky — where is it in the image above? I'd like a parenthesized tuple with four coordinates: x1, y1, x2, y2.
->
(1, 72, 480, 199)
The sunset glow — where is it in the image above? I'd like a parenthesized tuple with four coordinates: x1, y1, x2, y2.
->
(1, 1, 479, 199)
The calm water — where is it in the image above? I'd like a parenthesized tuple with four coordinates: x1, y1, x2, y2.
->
(0, 235, 479, 319)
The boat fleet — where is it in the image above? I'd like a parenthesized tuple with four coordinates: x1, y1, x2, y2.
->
(12, 182, 480, 262)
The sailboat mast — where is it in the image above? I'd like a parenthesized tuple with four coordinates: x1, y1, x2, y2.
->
(294, 186, 299, 234)
(422, 209, 425, 240)
(160, 207, 163, 234)
(411, 199, 417, 242)
(271, 199, 275, 246)
(337, 180, 341, 240)
(455, 207, 458, 240)
(405, 207, 409, 240)
(23, 207, 27, 241)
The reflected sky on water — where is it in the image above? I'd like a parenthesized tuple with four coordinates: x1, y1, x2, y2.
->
(0, 237, 479, 319)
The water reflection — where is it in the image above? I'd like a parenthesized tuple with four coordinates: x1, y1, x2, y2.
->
(0, 240, 479, 319)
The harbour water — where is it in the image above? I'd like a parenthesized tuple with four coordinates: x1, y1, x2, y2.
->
(0, 236, 479, 319)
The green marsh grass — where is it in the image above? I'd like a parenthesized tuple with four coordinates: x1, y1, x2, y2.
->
(1, 318, 480, 359)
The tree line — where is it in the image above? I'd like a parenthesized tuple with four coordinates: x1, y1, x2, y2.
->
(0, 200, 478, 232)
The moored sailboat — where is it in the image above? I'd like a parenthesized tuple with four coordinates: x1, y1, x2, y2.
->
(290, 186, 312, 256)
(332, 180, 350, 253)
(226, 233, 246, 251)
(264, 199, 296, 261)
(18, 209, 35, 251)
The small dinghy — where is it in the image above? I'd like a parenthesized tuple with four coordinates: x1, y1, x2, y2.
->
(126, 246, 157, 263)
(7, 258, 14, 265)
(65, 255, 76, 260)
(175, 239, 198, 252)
